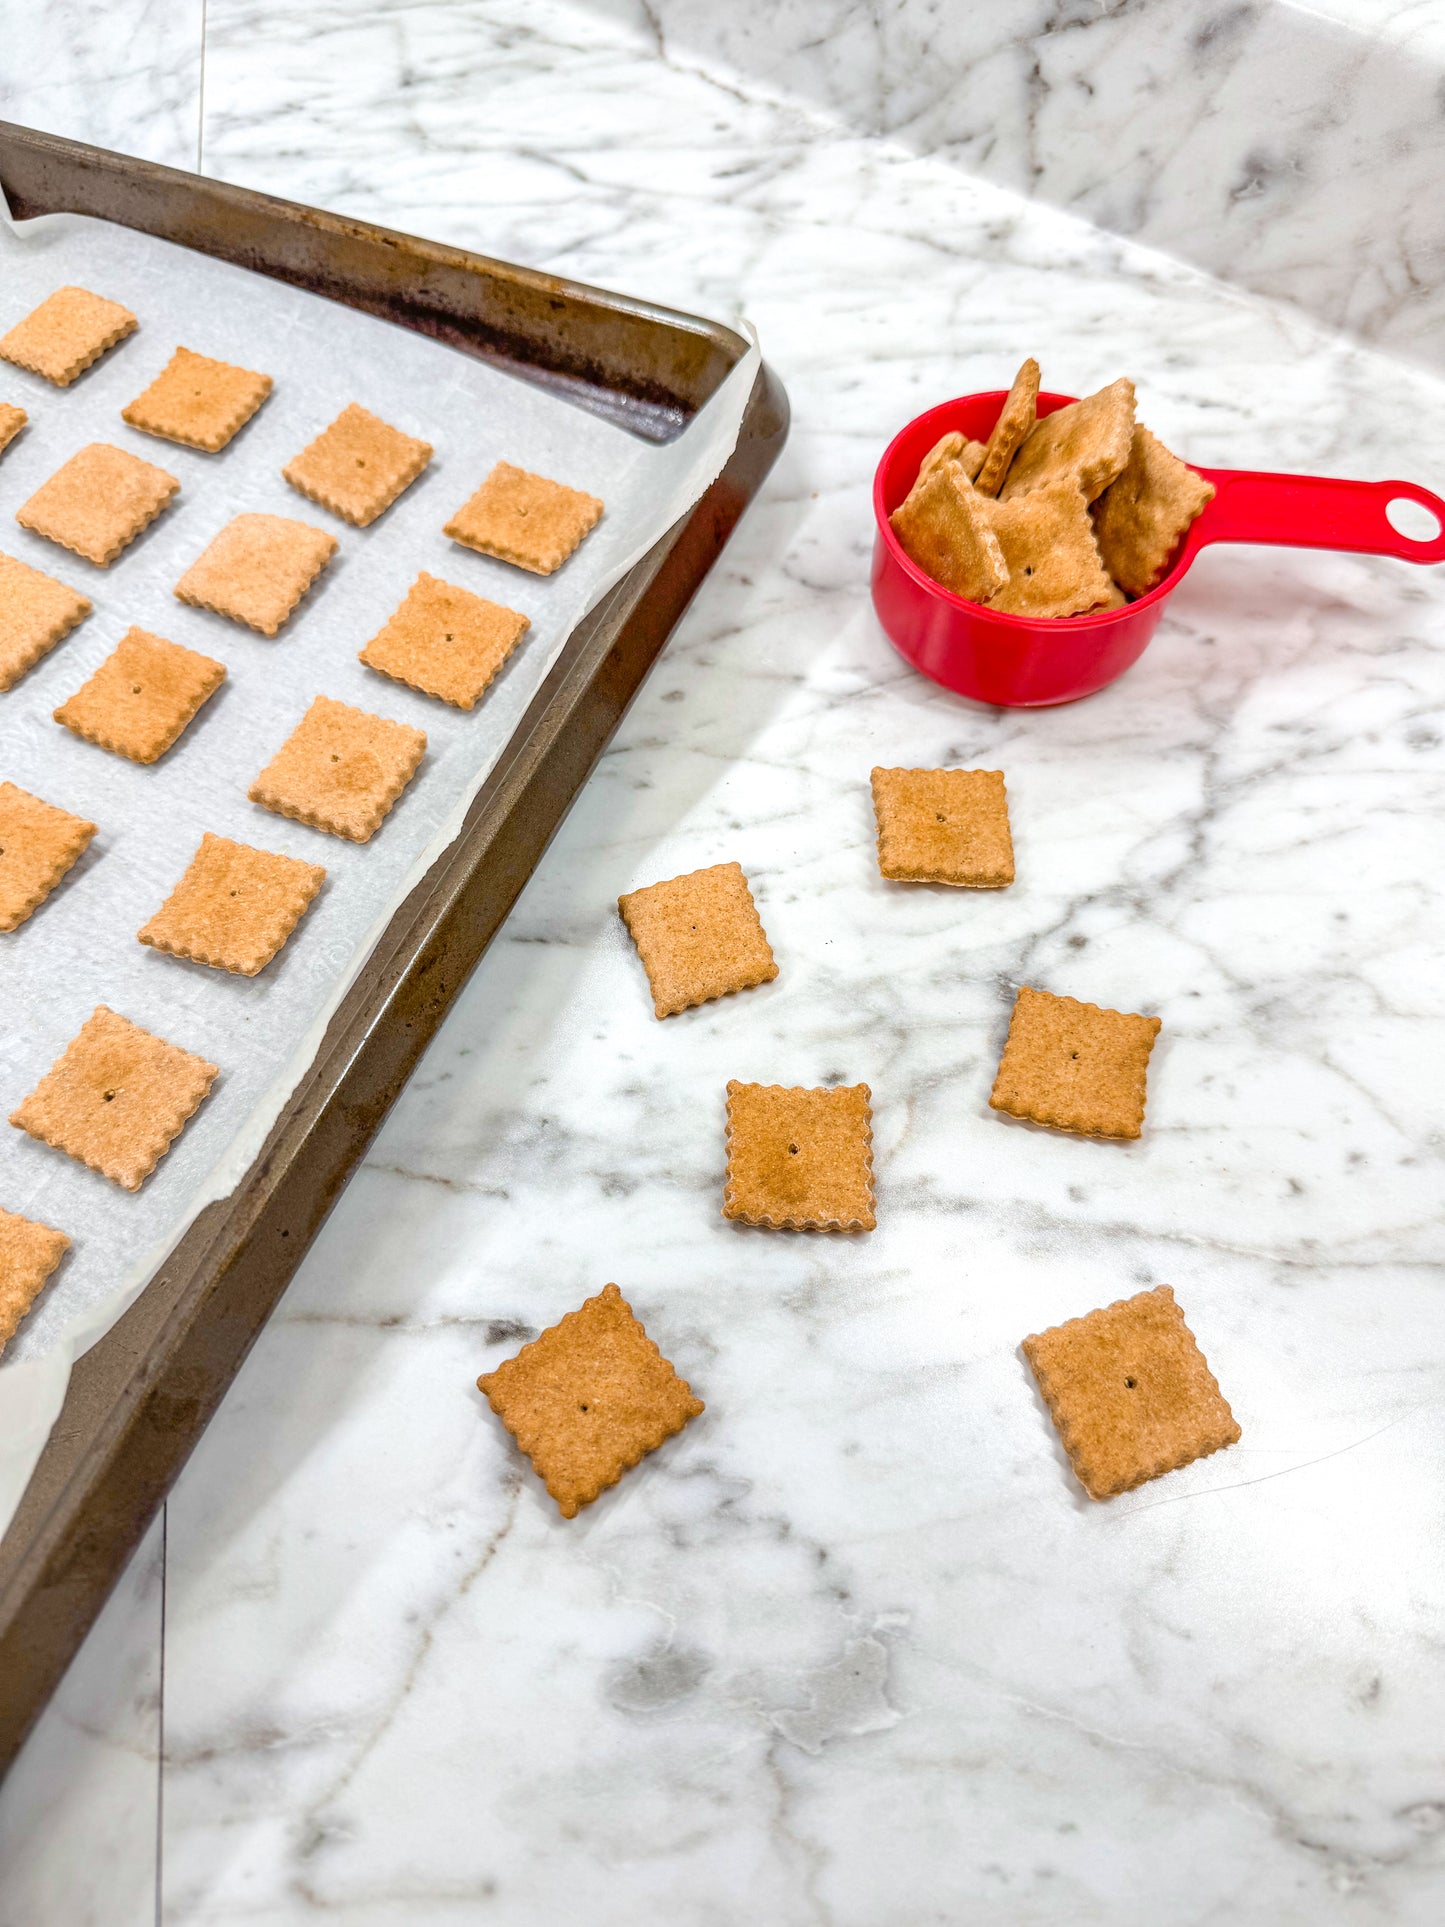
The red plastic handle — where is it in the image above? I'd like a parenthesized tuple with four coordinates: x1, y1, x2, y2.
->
(1188, 468, 1445, 566)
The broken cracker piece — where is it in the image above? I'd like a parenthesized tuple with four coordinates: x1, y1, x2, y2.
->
(284, 403, 433, 527)
(890, 463, 1007, 603)
(724, 1081, 875, 1231)
(0, 780, 97, 931)
(984, 481, 1115, 619)
(121, 345, 273, 453)
(175, 513, 337, 636)
(0, 287, 137, 387)
(0, 1206, 71, 1355)
(918, 431, 987, 486)
(359, 571, 529, 710)
(16, 442, 179, 567)
(444, 461, 603, 575)
(1000, 377, 1136, 504)
(1092, 423, 1216, 597)
(619, 860, 778, 1018)
(0, 551, 91, 691)
(54, 627, 225, 764)
(990, 985, 1160, 1139)
(139, 832, 325, 977)
(10, 1005, 218, 1191)
(0, 403, 26, 458)
(871, 767, 1014, 887)
(974, 357, 1041, 497)
(479, 1282, 703, 1518)
(248, 694, 425, 843)
(1023, 1284, 1240, 1499)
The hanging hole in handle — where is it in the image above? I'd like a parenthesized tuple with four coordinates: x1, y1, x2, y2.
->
(1386, 497, 1442, 544)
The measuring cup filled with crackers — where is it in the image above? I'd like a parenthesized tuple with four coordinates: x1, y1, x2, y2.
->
(872, 359, 1445, 707)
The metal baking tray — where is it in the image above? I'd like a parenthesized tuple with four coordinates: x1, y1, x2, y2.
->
(0, 120, 788, 1775)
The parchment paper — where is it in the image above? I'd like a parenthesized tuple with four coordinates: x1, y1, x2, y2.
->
(0, 200, 758, 1534)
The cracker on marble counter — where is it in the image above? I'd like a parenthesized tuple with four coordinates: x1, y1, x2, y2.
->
(723, 1080, 875, 1231)
(618, 861, 777, 1018)
(16, 442, 180, 567)
(871, 766, 1014, 887)
(0, 781, 97, 932)
(990, 986, 1160, 1140)
(0, 287, 137, 387)
(121, 345, 273, 453)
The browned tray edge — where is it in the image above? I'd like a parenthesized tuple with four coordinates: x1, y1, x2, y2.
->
(0, 123, 789, 1775)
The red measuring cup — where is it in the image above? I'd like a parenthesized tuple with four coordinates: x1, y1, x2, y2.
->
(872, 391, 1445, 707)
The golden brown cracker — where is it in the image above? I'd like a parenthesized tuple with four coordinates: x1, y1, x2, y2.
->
(870, 767, 1014, 887)
(359, 571, 529, 710)
(138, 832, 325, 977)
(990, 985, 1160, 1139)
(10, 1005, 218, 1191)
(918, 431, 987, 486)
(284, 403, 433, 527)
(16, 442, 180, 567)
(0, 1206, 71, 1355)
(0, 403, 26, 458)
(444, 461, 603, 575)
(983, 481, 1115, 619)
(1092, 424, 1215, 596)
(121, 345, 273, 453)
(1023, 1285, 1240, 1499)
(248, 694, 426, 843)
(0, 781, 97, 931)
(973, 357, 1041, 497)
(0, 551, 92, 691)
(174, 513, 337, 636)
(1000, 377, 1136, 504)
(723, 1081, 875, 1231)
(478, 1282, 703, 1518)
(54, 627, 225, 764)
(890, 463, 1008, 602)
(0, 287, 137, 387)
(619, 861, 778, 1019)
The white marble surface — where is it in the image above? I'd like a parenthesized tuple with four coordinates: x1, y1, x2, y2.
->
(5, 1, 1445, 1922)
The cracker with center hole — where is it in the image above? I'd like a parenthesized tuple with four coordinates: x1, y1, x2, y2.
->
(444, 461, 603, 574)
(0, 1206, 71, 1356)
(284, 403, 434, 527)
(724, 1081, 875, 1231)
(478, 1282, 704, 1518)
(16, 442, 179, 567)
(10, 1005, 218, 1191)
(619, 861, 778, 1019)
(983, 481, 1115, 618)
(360, 571, 529, 710)
(138, 832, 325, 976)
(0, 781, 97, 931)
(121, 345, 273, 453)
(1092, 424, 1216, 596)
(54, 627, 225, 764)
(249, 694, 426, 842)
(0, 551, 91, 691)
(1000, 377, 1136, 504)
(871, 766, 1014, 887)
(1023, 1285, 1240, 1499)
(991, 985, 1160, 1139)
(0, 403, 26, 458)
(175, 513, 337, 636)
(974, 357, 1041, 497)
(918, 431, 987, 486)
(0, 287, 137, 387)
(890, 463, 1007, 602)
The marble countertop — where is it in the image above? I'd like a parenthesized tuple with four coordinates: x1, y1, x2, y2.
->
(3, 3, 1445, 1923)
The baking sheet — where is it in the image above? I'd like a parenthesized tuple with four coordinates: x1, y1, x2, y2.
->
(0, 200, 758, 1533)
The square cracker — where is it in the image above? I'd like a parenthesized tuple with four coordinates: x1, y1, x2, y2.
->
(54, 627, 225, 764)
(619, 861, 778, 1018)
(917, 432, 986, 486)
(1092, 424, 1216, 597)
(121, 345, 273, 453)
(871, 767, 1014, 887)
(0, 1206, 71, 1355)
(1023, 1285, 1240, 1499)
(0, 781, 97, 932)
(359, 571, 529, 710)
(0, 287, 137, 387)
(724, 1081, 875, 1231)
(10, 1005, 218, 1191)
(1000, 377, 1136, 504)
(991, 985, 1160, 1139)
(444, 461, 603, 575)
(478, 1282, 704, 1518)
(284, 403, 433, 527)
(174, 513, 337, 636)
(0, 403, 26, 458)
(16, 442, 180, 567)
(139, 832, 325, 976)
(249, 694, 426, 843)
(983, 481, 1115, 618)
(890, 463, 1007, 602)
(0, 551, 91, 691)
(973, 357, 1040, 497)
